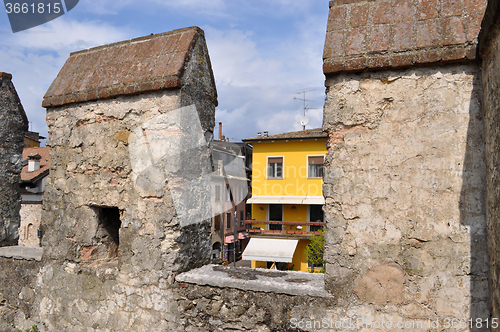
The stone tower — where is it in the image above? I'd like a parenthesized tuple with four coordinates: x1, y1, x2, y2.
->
(322, 0, 490, 323)
(0, 72, 28, 246)
(37, 27, 217, 330)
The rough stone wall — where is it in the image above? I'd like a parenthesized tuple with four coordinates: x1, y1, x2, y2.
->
(34, 89, 211, 331)
(19, 203, 42, 247)
(0, 257, 41, 332)
(0, 72, 28, 246)
(479, 0, 500, 326)
(175, 283, 331, 332)
(322, 63, 489, 324)
(28, 32, 217, 330)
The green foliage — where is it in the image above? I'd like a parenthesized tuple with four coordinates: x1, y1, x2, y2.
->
(305, 228, 325, 273)
(17, 325, 40, 332)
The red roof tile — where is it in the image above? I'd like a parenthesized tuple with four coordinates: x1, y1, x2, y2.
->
(42, 27, 205, 107)
(21, 147, 50, 182)
(244, 128, 327, 142)
(323, 0, 488, 74)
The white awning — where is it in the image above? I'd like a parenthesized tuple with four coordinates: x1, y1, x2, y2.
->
(301, 196, 325, 205)
(247, 195, 282, 204)
(242, 238, 299, 263)
(246, 195, 324, 205)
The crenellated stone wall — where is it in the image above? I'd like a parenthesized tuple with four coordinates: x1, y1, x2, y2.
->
(5, 1, 500, 330)
(322, 64, 489, 325)
(31, 27, 218, 331)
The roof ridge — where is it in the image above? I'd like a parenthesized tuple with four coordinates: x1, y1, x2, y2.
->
(70, 26, 202, 56)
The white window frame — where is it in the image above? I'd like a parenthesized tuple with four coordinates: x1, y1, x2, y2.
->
(267, 155, 284, 179)
(307, 154, 325, 179)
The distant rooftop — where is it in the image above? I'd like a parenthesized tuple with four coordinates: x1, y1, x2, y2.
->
(244, 128, 327, 142)
(21, 146, 49, 182)
(25, 131, 46, 142)
(43, 27, 207, 107)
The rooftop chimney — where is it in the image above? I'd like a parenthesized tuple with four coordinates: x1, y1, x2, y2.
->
(264, 131, 268, 137)
(28, 153, 41, 172)
(257, 132, 262, 137)
(218, 122, 222, 141)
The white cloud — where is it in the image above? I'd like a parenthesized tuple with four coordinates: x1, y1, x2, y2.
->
(0, 18, 133, 143)
(0, 1, 330, 145)
(10, 18, 132, 51)
(205, 5, 327, 141)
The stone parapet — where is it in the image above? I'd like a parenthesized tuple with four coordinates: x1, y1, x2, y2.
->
(322, 63, 489, 321)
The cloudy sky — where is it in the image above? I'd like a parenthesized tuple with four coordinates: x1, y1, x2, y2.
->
(0, 0, 329, 144)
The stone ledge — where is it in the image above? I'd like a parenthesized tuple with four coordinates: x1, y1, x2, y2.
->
(0, 246, 43, 261)
(175, 264, 330, 298)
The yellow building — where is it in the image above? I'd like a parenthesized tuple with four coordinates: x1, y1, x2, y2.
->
(242, 128, 327, 272)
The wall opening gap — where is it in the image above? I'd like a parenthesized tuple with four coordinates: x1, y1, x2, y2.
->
(89, 206, 121, 260)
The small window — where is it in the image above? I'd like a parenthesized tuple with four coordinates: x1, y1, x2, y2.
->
(240, 210, 244, 225)
(226, 212, 231, 229)
(268, 157, 283, 179)
(83, 206, 121, 261)
(215, 185, 221, 202)
(214, 214, 221, 230)
(309, 205, 324, 232)
(268, 204, 283, 231)
(226, 187, 231, 202)
(308, 156, 324, 178)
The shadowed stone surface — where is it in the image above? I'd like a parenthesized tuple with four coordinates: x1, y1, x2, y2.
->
(176, 265, 329, 297)
(0, 72, 28, 246)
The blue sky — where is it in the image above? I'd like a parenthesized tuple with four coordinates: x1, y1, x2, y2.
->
(0, 0, 329, 144)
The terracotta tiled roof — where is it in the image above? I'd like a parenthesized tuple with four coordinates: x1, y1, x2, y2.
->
(42, 27, 205, 107)
(244, 128, 327, 142)
(323, 0, 487, 74)
(21, 147, 49, 182)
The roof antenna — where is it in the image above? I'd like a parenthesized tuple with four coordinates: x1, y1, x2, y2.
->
(294, 90, 314, 130)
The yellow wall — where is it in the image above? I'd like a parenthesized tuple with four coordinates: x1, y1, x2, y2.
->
(251, 260, 267, 269)
(250, 239, 311, 272)
(251, 140, 326, 197)
(248, 138, 327, 272)
(250, 204, 307, 231)
(293, 239, 310, 272)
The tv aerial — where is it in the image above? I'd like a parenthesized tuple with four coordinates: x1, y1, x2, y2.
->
(300, 116, 309, 128)
(294, 90, 314, 130)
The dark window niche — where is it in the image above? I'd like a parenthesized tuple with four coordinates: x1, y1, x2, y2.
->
(86, 206, 122, 261)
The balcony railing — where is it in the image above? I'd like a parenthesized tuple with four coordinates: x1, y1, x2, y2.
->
(245, 220, 326, 238)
